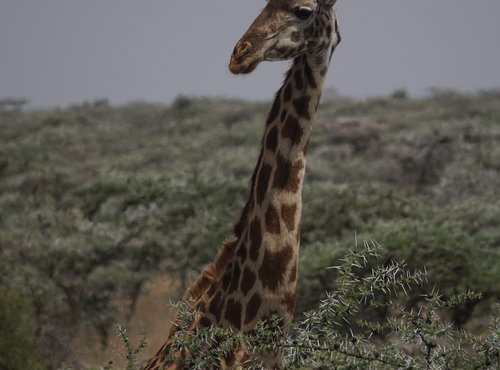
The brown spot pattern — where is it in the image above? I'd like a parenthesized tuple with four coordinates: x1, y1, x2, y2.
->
(209, 291, 223, 321)
(273, 154, 304, 193)
(225, 299, 242, 329)
(244, 293, 262, 324)
(282, 291, 297, 313)
(207, 283, 217, 297)
(195, 301, 206, 313)
(228, 263, 241, 294)
(199, 316, 212, 327)
(294, 69, 304, 90)
(265, 203, 281, 234)
(236, 244, 247, 263)
(258, 245, 294, 291)
(256, 163, 272, 204)
(249, 218, 262, 261)
(265, 125, 278, 152)
(293, 96, 311, 120)
(281, 114, 303, 146)
(280, 109, 287, 122)
(240, 266, 257, 296)
(304, 60, 317, 89)
(224, 351, 236, 367)
(283, 83, 292, 102)
(222, 266, 232, 291)
(281, 203, 297, 232)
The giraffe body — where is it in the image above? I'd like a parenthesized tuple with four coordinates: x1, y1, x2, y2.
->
(143, 1, 340, 368)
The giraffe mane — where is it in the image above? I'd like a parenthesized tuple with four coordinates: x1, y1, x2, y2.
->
(184, 239, 238, 301)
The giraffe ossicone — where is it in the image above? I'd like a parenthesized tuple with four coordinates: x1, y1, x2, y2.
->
(142, 1, 340, 368)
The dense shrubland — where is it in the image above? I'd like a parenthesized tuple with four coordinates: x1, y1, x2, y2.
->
(0, 90, 499, 369)
(145, 243, 499, 369)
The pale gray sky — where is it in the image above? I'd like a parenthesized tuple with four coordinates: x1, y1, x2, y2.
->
(1, 0, 499, 108)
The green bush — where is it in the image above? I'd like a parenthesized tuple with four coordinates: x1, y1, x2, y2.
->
(0, 286, 48, 370)
(127, 244, 499, 370)
(0, 91, 499, 368)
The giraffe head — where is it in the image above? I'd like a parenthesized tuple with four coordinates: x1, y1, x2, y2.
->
(229, 0, 340, 74)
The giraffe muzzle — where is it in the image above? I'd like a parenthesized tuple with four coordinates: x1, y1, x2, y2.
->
(229, 41, 261, 74)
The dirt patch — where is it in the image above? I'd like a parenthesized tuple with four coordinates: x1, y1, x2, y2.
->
(72, 274, 180, 368)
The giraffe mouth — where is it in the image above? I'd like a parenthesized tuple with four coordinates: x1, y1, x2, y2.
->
(229, 53, 262, 74)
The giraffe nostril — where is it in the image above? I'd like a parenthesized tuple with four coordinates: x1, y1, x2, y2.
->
(235, 41, 252, 57)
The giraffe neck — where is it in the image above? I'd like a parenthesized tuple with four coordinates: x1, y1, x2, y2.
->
(141, 53, 333, 370)
(229, 53, 331, 332)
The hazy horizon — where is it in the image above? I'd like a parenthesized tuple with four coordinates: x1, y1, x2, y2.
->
(1, 0, 499, 108)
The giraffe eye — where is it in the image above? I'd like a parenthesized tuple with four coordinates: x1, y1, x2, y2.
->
(293, 6, 313, 20)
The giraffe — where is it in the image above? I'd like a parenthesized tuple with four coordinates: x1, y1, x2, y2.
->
(142, 0, 341, 368)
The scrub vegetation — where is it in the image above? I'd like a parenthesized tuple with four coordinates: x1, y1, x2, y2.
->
(0, 90, 499, 369)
